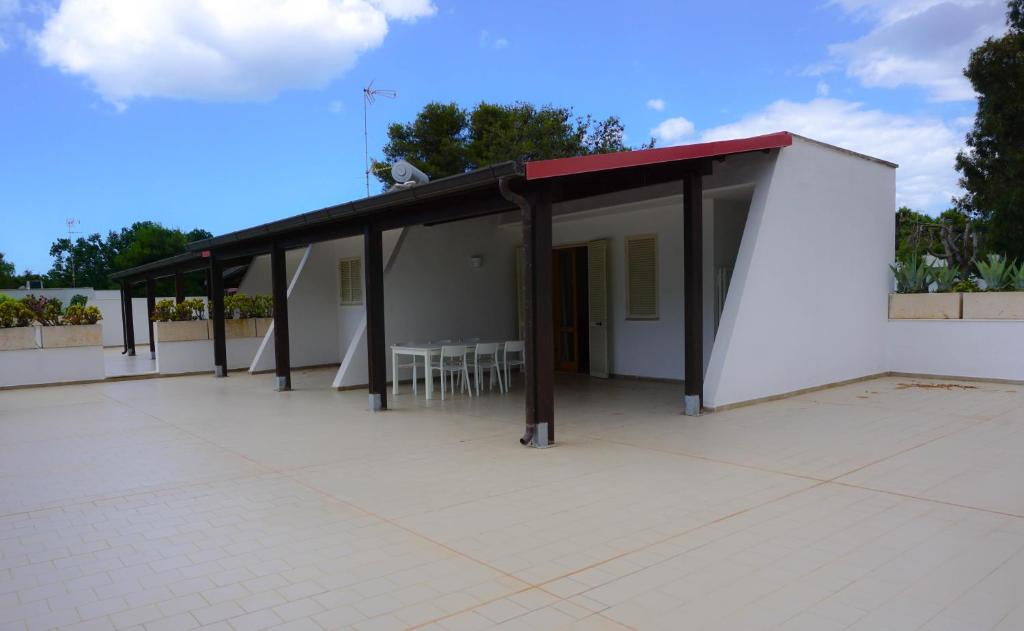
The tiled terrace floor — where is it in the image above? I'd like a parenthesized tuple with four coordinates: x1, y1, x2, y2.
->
(1, 370, 1023, 630)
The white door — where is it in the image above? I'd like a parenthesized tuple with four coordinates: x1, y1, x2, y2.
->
(587, 239, 609, 378)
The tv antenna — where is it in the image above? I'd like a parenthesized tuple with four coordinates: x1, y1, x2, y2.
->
(362, 80, 397, 197)
(65, 218, 81, 287)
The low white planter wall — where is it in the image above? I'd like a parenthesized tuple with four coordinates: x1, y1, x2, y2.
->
(0, 325, 104, 388)
(886, 319, 1024, 382)
(154, 319, 267, 375)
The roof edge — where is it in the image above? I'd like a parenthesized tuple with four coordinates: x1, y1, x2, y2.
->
(789, 133, 898, 169)
(524, 132, 793, 180)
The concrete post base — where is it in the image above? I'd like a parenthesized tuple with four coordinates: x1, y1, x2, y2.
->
(369, 393, 383, 412)
(214, 365, 226, 378)
(683, 394, 701, 416)
(150, 351, 156, 360)
(127, 349, 135, 357)
(276, 376, 290, 392)
(531, 422, 552, 448)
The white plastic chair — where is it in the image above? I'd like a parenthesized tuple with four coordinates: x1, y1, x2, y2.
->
(472, 343, 504, 396)
(502, 341, 525, 391)
(393, 342, 419, 395)
(429, 345, 471, 401)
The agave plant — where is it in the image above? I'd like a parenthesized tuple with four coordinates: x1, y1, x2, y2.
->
(890, 257, 932, 293)
(930, 264, 959, 292)
(1011, 262, 1024, 291)
(975, 254, 1013, 291)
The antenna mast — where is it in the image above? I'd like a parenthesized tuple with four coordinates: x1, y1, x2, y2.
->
(65, 218, 81, 288)
(362, 80, 397, 197)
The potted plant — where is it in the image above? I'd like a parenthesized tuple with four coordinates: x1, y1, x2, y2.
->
(888, 257, 961, 319)
(0, 296, 37, 351)
(152, 298, 209, 342)
(962, 254, 1024, 319)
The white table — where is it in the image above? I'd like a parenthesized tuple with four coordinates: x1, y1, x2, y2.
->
(391, 341, 503, 400)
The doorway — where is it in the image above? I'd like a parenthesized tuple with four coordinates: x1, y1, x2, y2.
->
(515, 239, 608, 378)
(552, 246, 589, 373)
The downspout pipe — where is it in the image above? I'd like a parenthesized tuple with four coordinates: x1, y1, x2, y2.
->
(498, 174, 537, 448)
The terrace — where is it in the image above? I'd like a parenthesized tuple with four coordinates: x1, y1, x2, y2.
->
(1, 371, 1021, 630)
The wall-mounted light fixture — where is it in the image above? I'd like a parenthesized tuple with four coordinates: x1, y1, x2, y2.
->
(469, 255, 483, 268)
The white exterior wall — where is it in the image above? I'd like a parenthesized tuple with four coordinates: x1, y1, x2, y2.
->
(0, 346, 104, 388)
(155, 337, 262, 375)
(335, 217, 519, 387)
(886, 320, 1024, 382)
(704, 138, 895, 408)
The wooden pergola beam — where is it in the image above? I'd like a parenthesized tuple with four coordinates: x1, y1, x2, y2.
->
(209, 255, 227, 377)
(270, 244, 291, 391)
(682, 172, 704, 415)
(363, 223, 387, 411)
(145, 277, 156, 360)
(121, 280, 136, 357)
(517, 183, 555, 446)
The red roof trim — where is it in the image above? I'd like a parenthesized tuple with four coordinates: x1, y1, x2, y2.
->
(525, 131, 793, 180)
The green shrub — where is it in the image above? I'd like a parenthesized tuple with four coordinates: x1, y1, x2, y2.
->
(890, 257, 932, 293)
(63, 305, 103, 325)
(250, 295, 273, 318)
(931, 265, 959, 293)
(953, 278, 980, 293)
(224, 294, 272, 319)
(0, 301, 34, 328)
(151, 298, 206, 322)
(975, 254, 1013, 291)
(20, 295, 63, 326)
(69, 294, 88, 308)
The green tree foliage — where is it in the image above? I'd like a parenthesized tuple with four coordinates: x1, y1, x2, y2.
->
(373, 101, 653, 188)
(955, 0, 1024, 261)
(46, 222, 213, 294)
(0, 252, 17, 289)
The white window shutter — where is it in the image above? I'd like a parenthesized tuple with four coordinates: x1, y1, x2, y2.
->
(338, 258, 363, 305)
(625, 235, 658, 319)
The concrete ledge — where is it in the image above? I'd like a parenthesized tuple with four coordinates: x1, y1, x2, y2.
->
(962, 292, 1024, 319)
(0, 327, 38, 351)
(888, 293, 961, 319)
(155, 320, 209, 342)
(40, 324, 102, 349)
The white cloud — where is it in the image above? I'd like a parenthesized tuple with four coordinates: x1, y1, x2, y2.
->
(33, 0, 436, 108)
(646, 98, 666, 111)
(650, 116, 695, 145)
(816, 81, 830, 96)
(701, 98, 963, 210)
(827, 0, 1007, 101)
(479, 30, 508, 49)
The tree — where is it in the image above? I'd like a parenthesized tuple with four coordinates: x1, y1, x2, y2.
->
(374, 101, 653, 188)
(45, 222, 213, 293)
(0, 252, 18, 289)
(955, 0, 1024, 261)
(895, 207, 980, 273)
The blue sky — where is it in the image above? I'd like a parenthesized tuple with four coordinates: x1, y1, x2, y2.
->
(0, 0, 1010, 273)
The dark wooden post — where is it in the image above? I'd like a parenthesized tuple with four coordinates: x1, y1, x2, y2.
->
(683, 172, 704, 415)
(174, 271, 186, 304)
(145, 276, 156, 359)
(363, 223, 387, 411)
(522, 185, 554, 445)
(209, 255, 227, 377)
(121, 280, 136, 356)
(271, 244, 291, 391)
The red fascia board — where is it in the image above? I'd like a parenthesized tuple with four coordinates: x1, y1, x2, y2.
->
(525, 131, 793, 180)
